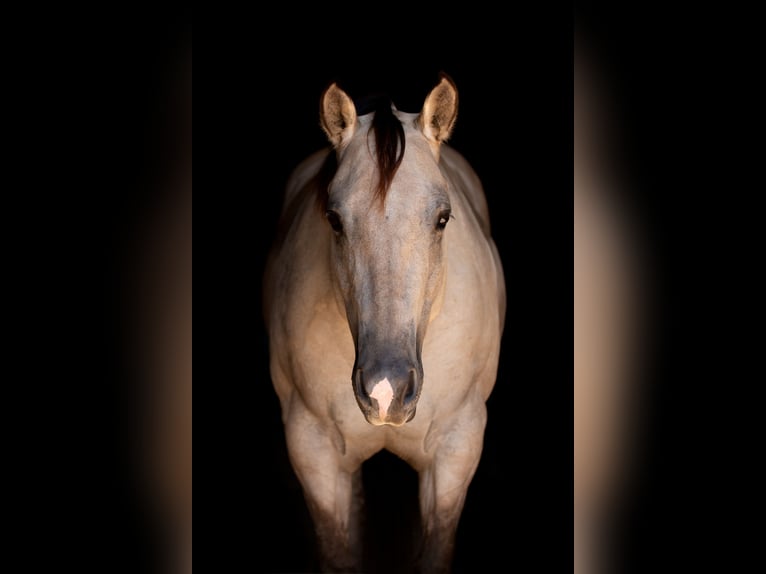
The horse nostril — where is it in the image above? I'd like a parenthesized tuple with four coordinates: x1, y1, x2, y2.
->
(403, 370, 417, 404)
(354, 369, 371, 406)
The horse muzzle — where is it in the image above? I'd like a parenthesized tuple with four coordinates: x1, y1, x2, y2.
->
(353, 362, 421, 426)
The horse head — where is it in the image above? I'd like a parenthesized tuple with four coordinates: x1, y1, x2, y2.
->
(318, 75, 458, 426)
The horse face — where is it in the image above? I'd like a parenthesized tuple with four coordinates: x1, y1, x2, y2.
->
(319, 78, 458, 426)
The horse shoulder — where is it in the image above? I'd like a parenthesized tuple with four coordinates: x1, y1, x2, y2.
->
(440, 145, 506, 334)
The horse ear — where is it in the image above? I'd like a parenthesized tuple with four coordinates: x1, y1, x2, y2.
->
(419, 73, 459, 144)
(320, 83, 357, 148)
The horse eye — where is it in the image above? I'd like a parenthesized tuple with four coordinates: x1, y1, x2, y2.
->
(436, 210, 451, 231)
(325, 210, 343, 234)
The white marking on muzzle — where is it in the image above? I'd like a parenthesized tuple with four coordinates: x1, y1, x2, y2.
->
(369, 378, 394, 420)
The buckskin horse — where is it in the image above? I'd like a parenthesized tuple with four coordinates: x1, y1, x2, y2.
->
(263, 74, 505, 573)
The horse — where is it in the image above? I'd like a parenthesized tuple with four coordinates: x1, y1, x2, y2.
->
(263, 74, 506, 573)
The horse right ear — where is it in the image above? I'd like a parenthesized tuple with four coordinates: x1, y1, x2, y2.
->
(320, 83, 357, 148)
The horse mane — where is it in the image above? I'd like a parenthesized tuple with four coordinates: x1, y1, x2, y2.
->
(316, 96, 406, 212)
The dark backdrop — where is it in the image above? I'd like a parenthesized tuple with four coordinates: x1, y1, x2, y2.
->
(252, 67, 568, 574)
(216, 15, 584, 572)
(206, 18, 573, 574)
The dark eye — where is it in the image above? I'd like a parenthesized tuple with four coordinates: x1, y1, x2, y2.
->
(436, 210, 451, 231)
(325, 210, 343, 234)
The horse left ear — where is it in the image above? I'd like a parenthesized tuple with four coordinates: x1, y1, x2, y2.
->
(419, 73, 459, 145)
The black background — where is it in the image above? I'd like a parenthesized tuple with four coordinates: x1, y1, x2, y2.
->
(12, 5, 762, 574)
(246, 35, 571, 574)
(201, 11, 572, 574)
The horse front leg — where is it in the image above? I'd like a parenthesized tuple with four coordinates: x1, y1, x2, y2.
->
(284, 399, 363, 572)
(418, 401, 487, 574)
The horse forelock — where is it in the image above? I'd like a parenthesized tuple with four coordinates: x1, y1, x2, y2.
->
(369, 99, 406, 201)
(315, 97, 406, 213)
